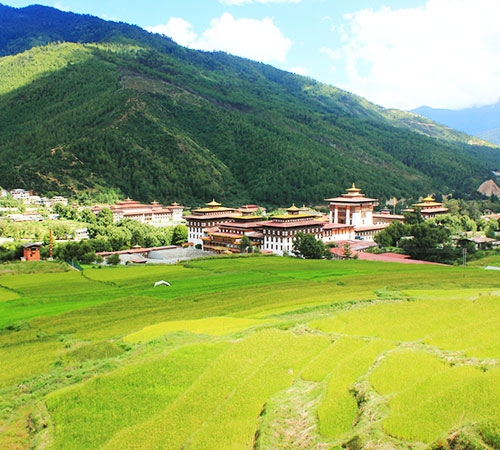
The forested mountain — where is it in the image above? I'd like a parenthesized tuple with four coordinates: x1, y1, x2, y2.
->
(0, 3, 499, 207)
(412, 102, 500, 146)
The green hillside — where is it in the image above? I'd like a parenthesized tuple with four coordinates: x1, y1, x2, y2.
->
(0, 4, 499, 206)
(1, 257, 500, 449)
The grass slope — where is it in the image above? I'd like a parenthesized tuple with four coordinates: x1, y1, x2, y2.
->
(1, 256, 500, 449)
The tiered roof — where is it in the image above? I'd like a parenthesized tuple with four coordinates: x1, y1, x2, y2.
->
(325, 184, 378, 204)
(412, 195, 445, 208)
(192, 199, 234, 214)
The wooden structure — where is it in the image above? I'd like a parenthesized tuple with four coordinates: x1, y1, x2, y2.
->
(22, 242, 43, 261)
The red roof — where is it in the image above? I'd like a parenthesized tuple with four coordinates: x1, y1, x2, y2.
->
(324, 196, 378, 203)
(260, 219, 323, 229)
(207, 232, 242, 238)
(322, 223, 354, 230)
(421, 207, 449, 214)
(331, 239, 377, 251)
(373, 213, 405, 220)
(354, 224, 390, 232)
(123, 209, 155, 216)
(246, 232, 264, 238)
(185, 214, 237, 220)
(329, 248, 447, 265)
(357, 252, 447, 265)
(222, 222, 264, 229)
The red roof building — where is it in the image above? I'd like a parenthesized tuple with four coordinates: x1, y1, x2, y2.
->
(186, 200, 239, 246)
(92, 198, 184, 224)
(259, 205, 354, 255)
(325, 184, 389, 240)
(403, 196, 449, 219)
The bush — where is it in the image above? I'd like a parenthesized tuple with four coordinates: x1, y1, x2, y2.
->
(106, 253, 121, 265)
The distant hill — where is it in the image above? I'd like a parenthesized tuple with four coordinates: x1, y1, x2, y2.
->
(412, 102, 500, 146)
(1, 4, 499, 206)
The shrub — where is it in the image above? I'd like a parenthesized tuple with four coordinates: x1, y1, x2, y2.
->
(107, 253, 121, 265)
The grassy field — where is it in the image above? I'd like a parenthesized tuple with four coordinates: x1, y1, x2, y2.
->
(1, 256, 500, 449)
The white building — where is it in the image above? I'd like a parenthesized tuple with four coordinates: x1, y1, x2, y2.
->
(51, 196, 69, 206)
(260, 205, 354, 256)
(325, 184, 389, 241)
(92, 198, 185, 225)
(10, 189, 31, 203)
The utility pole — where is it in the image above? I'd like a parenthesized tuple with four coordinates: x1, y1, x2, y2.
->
(463, 247, 467, 266)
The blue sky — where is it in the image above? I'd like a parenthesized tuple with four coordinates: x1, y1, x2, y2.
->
(4, 0, 500, 110)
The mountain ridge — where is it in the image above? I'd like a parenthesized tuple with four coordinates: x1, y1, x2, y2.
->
(0, 4, 499, 206)
(412, 102, 500, 146)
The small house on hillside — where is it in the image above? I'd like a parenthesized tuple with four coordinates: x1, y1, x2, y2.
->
(21, 242, 43, 261)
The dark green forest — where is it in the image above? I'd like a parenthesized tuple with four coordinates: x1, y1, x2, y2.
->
(0, 4, 499, 207)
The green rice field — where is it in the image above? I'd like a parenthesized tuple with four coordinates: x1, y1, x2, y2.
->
(1, 255, 500, 449)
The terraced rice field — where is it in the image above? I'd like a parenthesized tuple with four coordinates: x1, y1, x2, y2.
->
(1, 255, 500, 449)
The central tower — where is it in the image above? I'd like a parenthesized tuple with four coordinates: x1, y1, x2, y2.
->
(324, 184, 378, 227)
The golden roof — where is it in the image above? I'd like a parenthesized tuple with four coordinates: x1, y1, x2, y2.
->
(194, 207, 233, 213)
(272, 213, 314, 220)
(286, 203, 301, 212)
(412, 195, 443, 208)
(343, 183, 364, 197)
(206, 199, 222, 207)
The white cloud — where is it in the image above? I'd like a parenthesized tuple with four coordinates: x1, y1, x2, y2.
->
(148, 18, 198, 47)
(331, 0, 500, 110)
(53, 2, 69, 11)
(149, 13, 292, 64)
(289, 66, 310, 76)
(219, 0, 301, 5)
(101, 14, 121, 23)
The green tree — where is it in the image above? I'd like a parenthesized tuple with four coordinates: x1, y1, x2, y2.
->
(399, 222, 450, 262)
(343, 243, 352, 259)
(486, 219, 499, 239)
(97, 208, 114, 227)
(238, 235, 252, 253)
(374, 221, 409, 248)
(172, 225, 188, 246)
(404, 209, 424, 225)
(107, 253, 121, 265)
(80, 208, 97, 225)
(292, 232, 326, 259)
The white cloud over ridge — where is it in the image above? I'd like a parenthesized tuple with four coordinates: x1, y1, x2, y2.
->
(290, 66, 310, 76)
(148, 18, 197, 47)
(148, 13, 292, 64)
(330, 0, 500, 110)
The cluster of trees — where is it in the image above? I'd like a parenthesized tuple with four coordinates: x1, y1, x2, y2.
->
(374, 211, 477, 264)
(0, 220, 77, 241)
(0, 205, 188, 263)
(45, 219, 188, 264)
(292, 232, 332, 260)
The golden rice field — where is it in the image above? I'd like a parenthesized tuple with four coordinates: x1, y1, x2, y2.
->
(1, 255, 500, 449)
